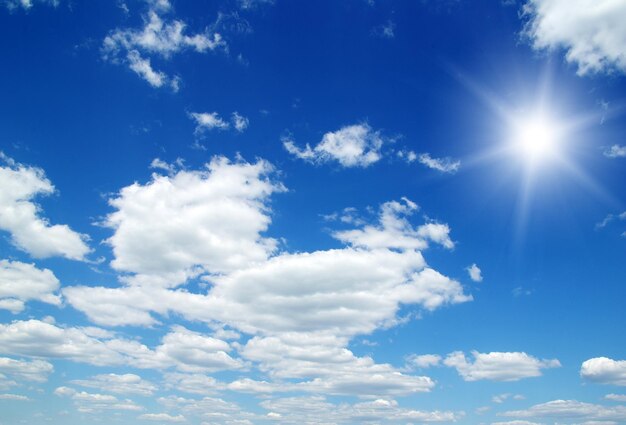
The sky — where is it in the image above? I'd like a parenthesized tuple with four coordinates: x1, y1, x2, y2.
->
(0, 0, 626, 424)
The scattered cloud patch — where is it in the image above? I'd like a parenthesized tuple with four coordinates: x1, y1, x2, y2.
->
(605, 394, 626, 402)
(467, 263, 483, 282)
(139, 413, 185, 422)
(71, 374, 157, 396)
(102, 0, 226, 90)
(444, 351, 560, 381)
(418, 153, 461, 173)
(522, 0, 626, 75)
(407, 354, 442, 369)
(372, 20, 396, 39)
(581, 357, 626, 386)
(0, 393, 30, 400)
(189, 111, 250, 134)
(0, 154, 91, 260)
(604, 145, 626, 158)
(502, 399, 626, 422)
(232, 111, 249, 132)
(284, 123, 385, 168)
(54, 386, 143, 413)
(3, 0, 58, 11)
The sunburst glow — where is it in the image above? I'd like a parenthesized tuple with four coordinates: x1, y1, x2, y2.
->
(511, 113, 563, 164)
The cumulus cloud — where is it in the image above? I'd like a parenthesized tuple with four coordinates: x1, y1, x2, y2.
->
(502, 399, 626, 422)
(101, 156, 283, 287)
(284, 123, 385, 167)
(0, 320, 242, 372)
(418, 153, 461, 173)
(444, 351, 561, 381)
(333, 198, 455, 251)
(61, 157, 472, 399)
(54, 386, 143, 413)
(406, 354, 442, 369)
(188, 111, 250, 134)
(605, 394, 626, 402)
(0, 154, 90, 260)
(604, 145, 626, 158)
(102, 0, 225, 89)
(522, 0, 626, 75)
(0, 260, 61, 313)
(467, 263, 483, 282)
(0, 357, 53, 384)
(71, 373, 157, 396)
(581, 357, 626, 386)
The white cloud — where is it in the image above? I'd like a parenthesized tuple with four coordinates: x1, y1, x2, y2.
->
(0, 154, 90, 260)
(0, 260, 61, 313)
(284, 123, 385, 167)
(71, 373, 157, 396)
(0, 357, 53, 384)
(418, 153, 461, 173)
(406, 354, 442, 369)
(102, 1, 225, 89)
(139, 413, 186, 422)
(189, 112, 230, 133)
(492, 421, 545, 425)
(502, 400, 626, 422)
(0, 320, 241, 372)
(259, 396, 461, 423)
(0, 393, 30, 400)
(522, 0, 626, 75)
(372, 20, 396, 39)
(444, 351, 561, 381)
(239, 0, 275, 9)
(581, 357, 626, 386)
(493, 393, 526, 404)
(605, 394, 626, 402)
(467, 263, 483, 282)
(101, 156, 283, 287)
(231, 112, 249, 132)
(604, 145, 626, 158)
(3, 0, 58, 10)
(54, 386, 143, 413)
(333, 198, 455, 251)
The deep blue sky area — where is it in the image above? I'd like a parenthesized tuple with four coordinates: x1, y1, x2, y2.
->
(0, 1, 625, 424)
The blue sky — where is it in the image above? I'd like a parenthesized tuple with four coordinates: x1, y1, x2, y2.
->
(1, 0, 626, 424)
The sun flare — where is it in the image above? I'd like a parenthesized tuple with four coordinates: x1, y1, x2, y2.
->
(511, 113, 562, 164)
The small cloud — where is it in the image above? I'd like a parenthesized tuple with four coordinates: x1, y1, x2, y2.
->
(604, 144, 626, 158)
(418, 153, 460, 173)
(189, 112, 230, 134)
(406, 354, 442, 369)
(231, 112, 249, 132)
(467, 263, 483, 282)
(512, 286, 533, 297)
(372, 20, 396, 39)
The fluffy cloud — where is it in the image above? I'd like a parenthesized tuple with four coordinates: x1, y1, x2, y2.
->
(605, 394, 626, 402)
(71, 373, 157, 396)
(0, 357, 53, 384)
(444, 351, 561, 381)
(418, 153, 461, 173)
(54, 386, 143, 413)
(522, 0, 626, 75)
(581, 357, 626, 386)
(0, 154, 90, 260)
(406, 354, 442, 369)
(467, 263, 483, 282)
(0, 320, 241, 372)
(284, 123, 385, 167)
(502, 400, 626, 422)
(0, 260, 61, 313)
(102, 156, 283, 287)
(102, 0, 225, 89)
(333, 198, 455, 251)
(604, 145, 626, 158)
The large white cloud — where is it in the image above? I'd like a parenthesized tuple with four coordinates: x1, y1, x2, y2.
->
(0, 154, 90, 260)
(522, 0, 626, 75)
(0, 356, 53, 386)
(0, 260, 61, 313)
(283, 123, 385, 167)
(444, 351, 560, 381)
(581, 357, 626, 386)
(71, 373, 157, 396)
(102, 0, 225, 89)
(54, 386, 143, 413)
(103, 156, 283, 287)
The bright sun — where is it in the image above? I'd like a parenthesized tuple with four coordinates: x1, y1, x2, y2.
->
(511, 114, 562, 163)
